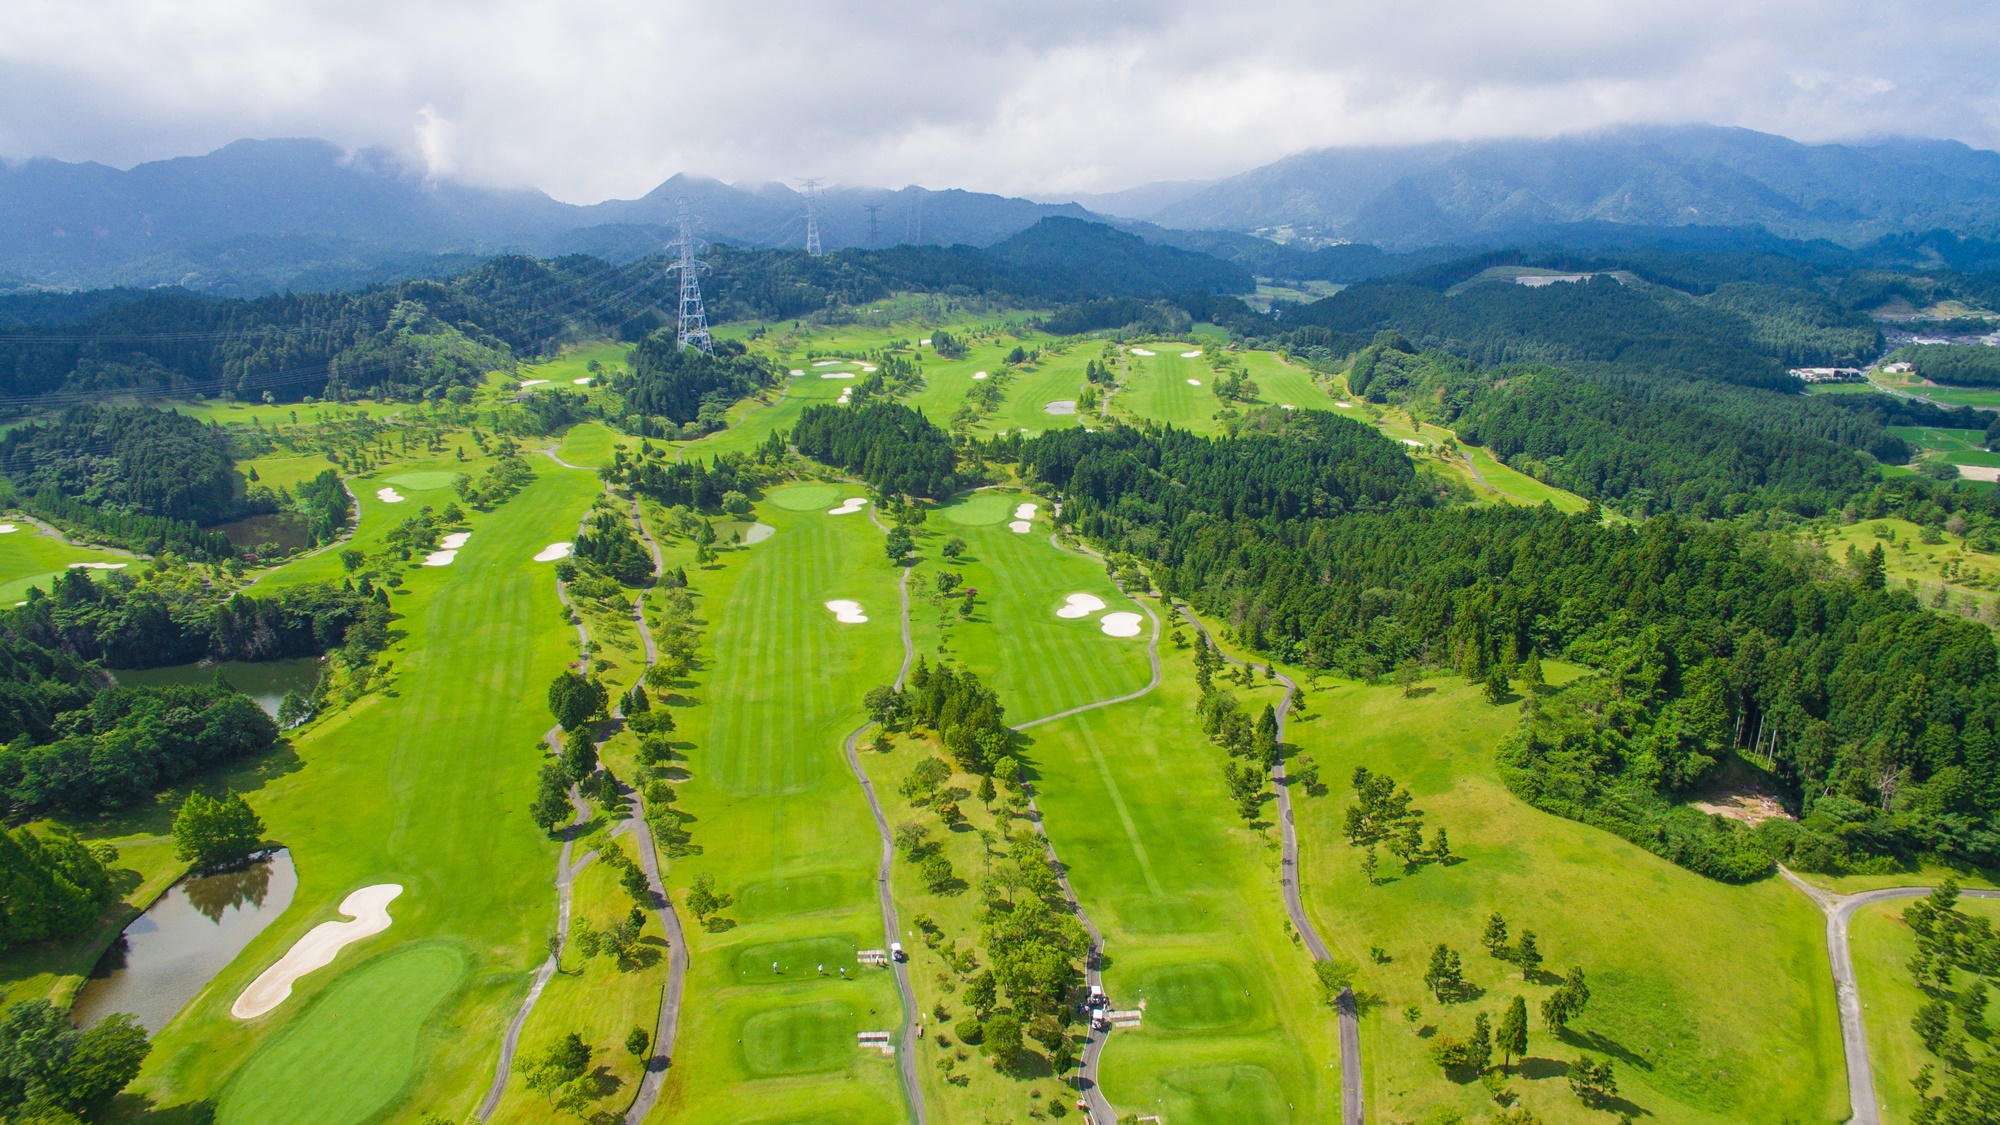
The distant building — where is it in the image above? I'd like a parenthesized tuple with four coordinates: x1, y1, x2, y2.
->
(1882, 362, 1914, 374)
(1789, 367, 1863, 383)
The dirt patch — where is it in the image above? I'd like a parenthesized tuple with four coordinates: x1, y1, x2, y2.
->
(1692, 788, 1793, 826)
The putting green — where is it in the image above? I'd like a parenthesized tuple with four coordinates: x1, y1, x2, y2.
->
(382, 471, 462, 491)
(733, 937, 861, 983)
(1157, 1064, 1287, 1124)
(935, 491, 1011, 526)
(1132, 961, 1257, 1031)
(740, 1001, 855, 1076)
(736, 872, 869, 920)
(216, 943, 466, 1125)
(766, 483, 846, 511)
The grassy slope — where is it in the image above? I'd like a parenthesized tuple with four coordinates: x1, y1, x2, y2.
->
(1813, 517, 1997, 615)
(901, 504, 1336, 1121)
(1115, 345, 1222, 434)
(122, 459, 602, 1125)
(1850, 897, 2000, 1125)
(1287, 673, 1846, 1125)
(648, 488, 906, 1124)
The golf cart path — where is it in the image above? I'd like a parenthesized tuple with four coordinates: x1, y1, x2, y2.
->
(1019, 532, 1163, 1123)
(617, 493, 690, 1125)
(849, 505, 926, 1123)
(1172, 607, 1360, 1125)
(1779, 868, 2000, 1125)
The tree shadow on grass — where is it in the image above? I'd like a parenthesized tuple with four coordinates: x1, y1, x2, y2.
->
(1515, 1056, 1569, 1080)
(107, 1096, 216, 1124)
(1559, 1028, 1654, 1071)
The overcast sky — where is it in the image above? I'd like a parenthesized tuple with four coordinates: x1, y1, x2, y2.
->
(2, 0, 1997, 204)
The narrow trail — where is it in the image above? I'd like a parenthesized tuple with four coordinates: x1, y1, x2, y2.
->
(1780, 869, 2000, 1125)
(1172, 606, 1360, 1125)
(848, 505, 926, 1123)
(482, 451, 690, 1122)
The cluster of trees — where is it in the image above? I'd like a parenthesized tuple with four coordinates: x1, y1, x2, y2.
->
(0, 826, 117, 949)
(1344, 767, 1452, 880)
(605, 448, 759, 512)
(615, 334, 777, 428)
(793, 402, 960, 499)
(294, 468, 351, 545)
(1901, 880, 2000, 1122)
(452, 446, 536, 509)
(572, 499, 653, 586)
(868, 659, 1012, 774)
(569, 841, 655, 969)
(0, 405, 240, 525)
(171, 790, 266, 869)
(1190, 636, 1276, 820)
(0, 1000, 150, 1122)
(1899, 343, 2000, 388)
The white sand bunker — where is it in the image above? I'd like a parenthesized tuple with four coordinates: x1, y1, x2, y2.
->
(0, 524, 15, 534)
(972, 371, 989, 380)
(1187, 378, 1202, 386)
(68, 562, 128, 570)
(1099, 612, 1144, 637)
(821, 372, 855, 379)
(861, 364, 878, 372)
(837, 389, 852, 404)
(1056, 593, 1106, 619)
(573, 377, 593, 385)
(1401, 439, 1425, 448)
(233, 884, 404, 1019)
(422, 551, 457, 566)
(423, 532, 470, 566)
(743, 523, 776, 544)
(920, 337, 933, 345)
(1045, 400, 1077, 415)
(1008, 520, 1032, 533)
(535, 542, 573, 562)
(519, 379, 549, 387)
(440, 532, 470, 550)
(1336, 401, 1353, 408)
(1131, 348, 1156, 357)
(790, 369, 806, 377)
(377, 488, 405, 503)
(1181, 350, 1203, 358)
(828, 497, 867, 515)
(1282, 404, 1296, 410)
(1014, 502, 1038, 520)
(813, 360, 844, 367)
(825, 600, 868, 624)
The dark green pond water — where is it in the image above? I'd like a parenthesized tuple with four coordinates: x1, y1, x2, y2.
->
(113, 658, 322, 718)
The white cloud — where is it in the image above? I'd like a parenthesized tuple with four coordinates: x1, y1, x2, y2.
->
(0, 0, 1995, 201)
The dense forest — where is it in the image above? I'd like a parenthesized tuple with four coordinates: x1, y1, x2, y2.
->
(792, 402, 961, 499)
(0, 405, 239, 524)
(1004, 416, 2000, 878)
(1899, 343, 2000, 388)
(615, 334, 778, 428)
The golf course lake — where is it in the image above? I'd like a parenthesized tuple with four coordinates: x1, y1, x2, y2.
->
(72, 849, 298, 1032)
(113, 658, 322, 719)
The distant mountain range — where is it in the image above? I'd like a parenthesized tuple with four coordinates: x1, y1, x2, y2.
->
(6, 126, 2000, 296)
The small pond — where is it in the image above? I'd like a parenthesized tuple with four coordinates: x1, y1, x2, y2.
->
(71, 849, 297, 1032)
(212, 512, 315, 555)
(114, 658, 322, 719)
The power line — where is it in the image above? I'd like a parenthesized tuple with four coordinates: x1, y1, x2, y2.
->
(665, 201, 713, 355)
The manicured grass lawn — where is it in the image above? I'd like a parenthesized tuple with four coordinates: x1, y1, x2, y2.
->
(1237, 351, 1341, 413)
(0, 520, 132, 604)
(556, 420, 627, 470)
(1287, 673, 1846, 1125)
(517, 341, 633, 388)
(120, 460, 603, 1124)
(653, 488, 908, 1123)
(1889, 426, 1990, 454)
(239, 453, 347, 494)
(1460, 445, 1592, 512)
(168, 400, 408, 427)
(1116, 344, 1224, 433)
(1850, 897, 2000, 1125)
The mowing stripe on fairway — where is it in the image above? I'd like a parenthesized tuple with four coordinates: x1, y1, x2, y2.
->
(1068, 716, 1165, 898)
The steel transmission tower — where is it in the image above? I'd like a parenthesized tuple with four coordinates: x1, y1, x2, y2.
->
(666, 202, 713, 354)
(800, 178, 823, 255)
(864, 203, 882, 247)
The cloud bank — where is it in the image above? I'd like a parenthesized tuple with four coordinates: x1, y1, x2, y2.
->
(1, 0, 1997, 202)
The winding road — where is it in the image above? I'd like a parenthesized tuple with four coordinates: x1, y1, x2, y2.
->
(1780, 868, 2000, 1125)
(1173, 607, 1362, 1125)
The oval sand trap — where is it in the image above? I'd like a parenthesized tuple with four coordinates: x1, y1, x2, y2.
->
(232, 884, 404, 1019)
(1187, 378, 1202, 385)
(790, 369, 806, 376)
(828, 497, 867, 515)
(1014, 502, 1037, 521)
(519, 379, 549, 387)
(821, 372, 855, 379)
(1131, 348, 1155, 357)
(1181, 350, 1203, 358)
(972, 371, 989, 380)
(743, 522, 776, 544)
(0, 524, 15, 533)
(376, 487, 405, 503)
(1282, 404, 1296, 410)
(825, 600, 868, 624)
(573, 376, 592, 385)
(69, 561, 128, 570)
(920, 337, 932, 345)
(439, 532, 470, 550)
(1057, 593, 1106, 619)
(813, 360, 844, 367)
(1336, 401, 1353, 408)
(534, 542, 573, 562)
(422, 550, 457, 566)
(1008, 520, 1032, 533)
(767, 483, 843, 511)
(1045, 400, 1077, 415)
(1100, 611, 1144, 637)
